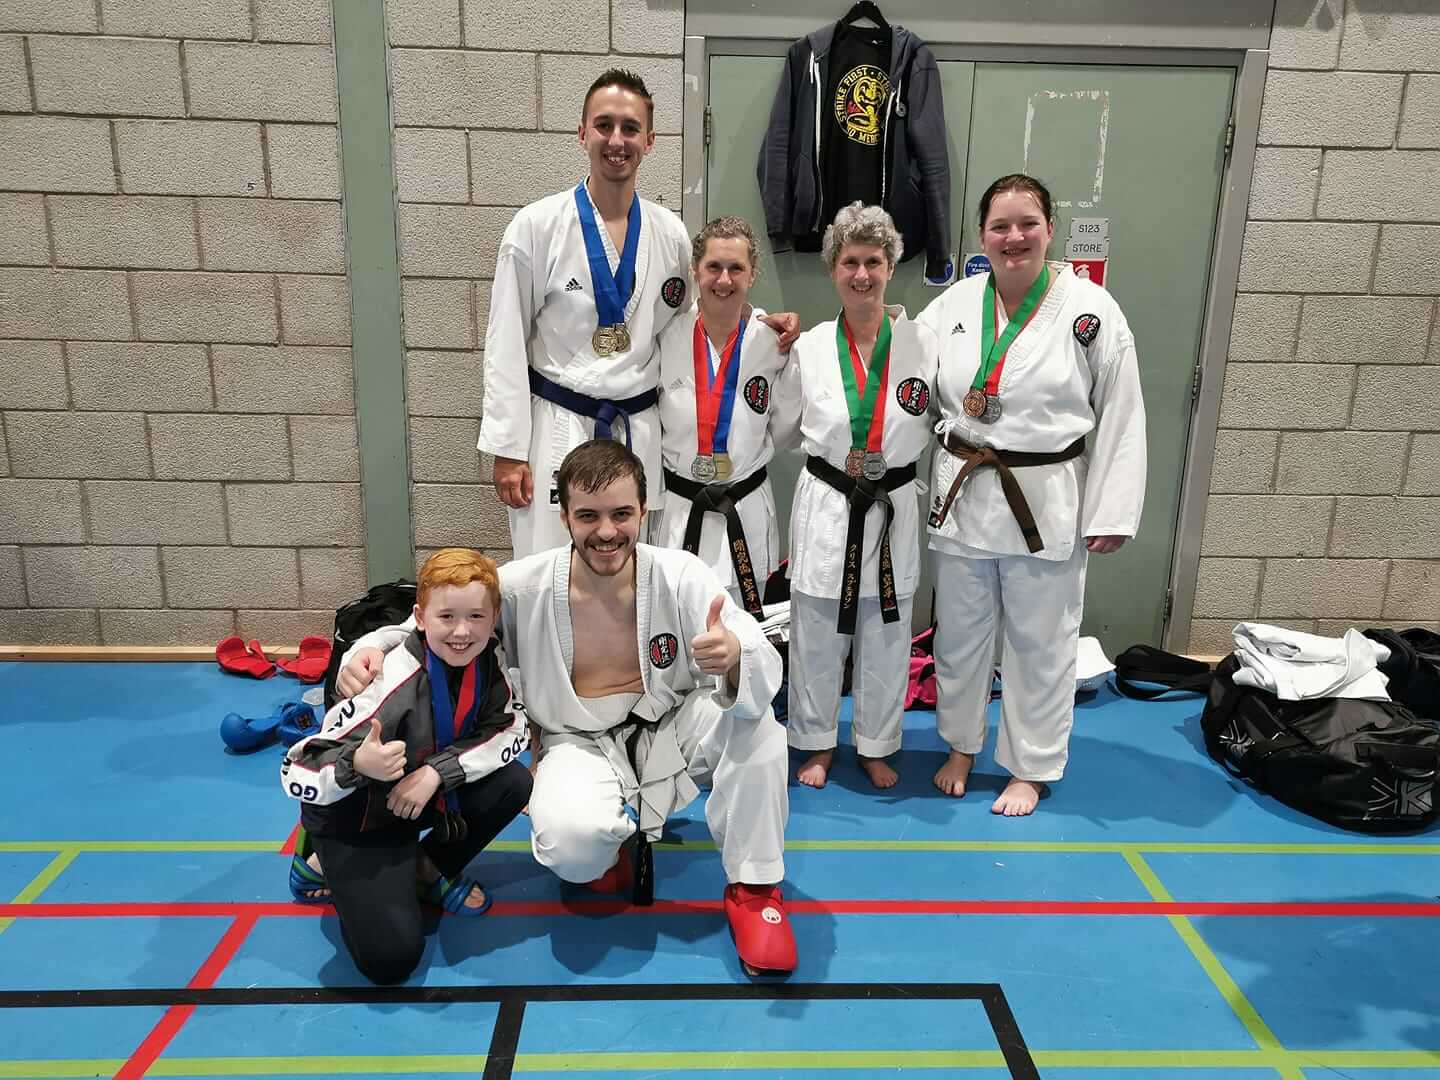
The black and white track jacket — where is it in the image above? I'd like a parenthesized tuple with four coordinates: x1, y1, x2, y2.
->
(280, 631, 528, 835)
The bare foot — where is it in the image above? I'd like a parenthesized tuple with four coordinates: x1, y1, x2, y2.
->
(858, 754, 898, 789)
(796, 749, 834, 788)
(991, 778, 1045, 816)
(300, 851, 330, 899)
(932, 750, 974, 798)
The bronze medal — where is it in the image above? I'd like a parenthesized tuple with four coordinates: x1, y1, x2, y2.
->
(862, 452, 888, 481)
(845, 448, 865, 477)
(613, 323, 631, 353)
(713, 451, 733, 482)
(592, 325, 616, 356)
(962, 388, 988, 418)
(979, 394, 1003, 424)
(691, 454, 717, 483)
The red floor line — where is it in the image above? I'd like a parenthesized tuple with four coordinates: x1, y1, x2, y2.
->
(3, 899, 1439, 919)
(278, 823, 301, 857)
(114, 913, 258, 1080)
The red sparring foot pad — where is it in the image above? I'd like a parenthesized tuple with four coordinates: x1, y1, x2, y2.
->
(585, 848, 634, 895)
(277, 635, 332, 684)
(216, 635, 276, 679)
(725, 884, 797, 976)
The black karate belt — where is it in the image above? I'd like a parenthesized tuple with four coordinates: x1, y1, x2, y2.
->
(929, 433, 1086, 553)
(623, 720, 656, 907)
(804, 455, 916, 636)
(662, 466, 769, 617)
(528, 369, 659, 448)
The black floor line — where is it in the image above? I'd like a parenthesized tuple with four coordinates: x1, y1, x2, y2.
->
(0, 981, 1039, 1077)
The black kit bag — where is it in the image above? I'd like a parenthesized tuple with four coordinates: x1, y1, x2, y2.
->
(1364, 628, 1440, 721)
(1201, 653, 1440, 833)
(321, 580, 418, 710)
(1114, 644, 1216, 700)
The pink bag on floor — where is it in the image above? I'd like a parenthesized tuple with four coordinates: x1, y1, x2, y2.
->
(906, 626, 938, 709)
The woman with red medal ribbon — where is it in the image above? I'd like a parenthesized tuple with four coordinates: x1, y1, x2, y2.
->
(651, 217, 797, 616)
(776, 202, 940, 791)
(917, 174, 1147, 816)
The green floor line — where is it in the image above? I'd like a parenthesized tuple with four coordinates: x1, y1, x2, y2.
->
(0, 848, 77, 937)
(5, 839, 1440, 855)
(1123, 848, 1301, 1080)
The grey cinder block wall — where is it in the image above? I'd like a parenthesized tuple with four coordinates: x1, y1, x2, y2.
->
(0, 0, 1434, 648)
(0, 0, 359, 646)
(387, 0, 683, 568)
(1185, 0, 1440, 653)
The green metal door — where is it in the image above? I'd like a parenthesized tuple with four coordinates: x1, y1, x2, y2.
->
(961, 63, 1233, 651)
(704, 53, 1233, 652)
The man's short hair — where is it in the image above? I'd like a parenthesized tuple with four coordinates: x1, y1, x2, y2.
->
(417, 547, 500, 611)
(582, 68, 655, 127)
(556, 439, 647, 512)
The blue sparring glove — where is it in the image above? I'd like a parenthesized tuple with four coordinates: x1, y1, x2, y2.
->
(220, 710, 283, 753)
(277, 702, 318, 747)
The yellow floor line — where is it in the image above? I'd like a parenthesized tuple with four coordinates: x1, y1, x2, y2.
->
(1123, 848, 1304, 1080)
(0, 848, 77, 936)
(6, 1048, 1440, 1075)
(5, 838, 1440, 855)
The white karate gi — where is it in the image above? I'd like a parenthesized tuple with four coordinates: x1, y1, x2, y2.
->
(478, 185, 692, 556)
(916, 264, 1146, 781)
(774, 308, 940, 758)
(650, 307, 799, 604)
(345, 544, 788, 887)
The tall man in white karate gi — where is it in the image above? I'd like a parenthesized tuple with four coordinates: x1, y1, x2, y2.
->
(339, 440, 798, 977)
(481, 70, 796, 558)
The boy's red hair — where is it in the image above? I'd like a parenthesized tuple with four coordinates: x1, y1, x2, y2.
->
(417, 548, 500, 611)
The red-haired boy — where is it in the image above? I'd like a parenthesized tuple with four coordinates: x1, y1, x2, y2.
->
(281, 548, 531, 983)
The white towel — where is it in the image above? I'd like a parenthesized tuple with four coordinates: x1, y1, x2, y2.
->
(1231, 622, 1391, 701)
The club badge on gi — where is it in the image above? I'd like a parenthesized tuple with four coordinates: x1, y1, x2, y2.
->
(895, 377, 930, 415)
(1073, 313, 1101, 346)
(661, 277, 687, 308)
(744, 375, 770, 414)
(649, 632, 680, 669)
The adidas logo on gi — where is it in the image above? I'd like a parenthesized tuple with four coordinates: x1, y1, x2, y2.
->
(565, 278, 583, 292)
(951, 320, 965, 334)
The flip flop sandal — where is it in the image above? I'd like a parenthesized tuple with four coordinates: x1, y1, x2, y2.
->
(288, 854, 329, 905)
(418, 875, 491, 917)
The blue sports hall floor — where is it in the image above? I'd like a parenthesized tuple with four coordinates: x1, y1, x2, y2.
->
(1, 660, 1437, 1078)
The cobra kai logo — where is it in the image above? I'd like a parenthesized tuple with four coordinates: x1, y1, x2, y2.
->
(834, 65, 891, 146)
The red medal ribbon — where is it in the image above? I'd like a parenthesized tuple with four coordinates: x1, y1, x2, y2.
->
(692, 316, 742, 456)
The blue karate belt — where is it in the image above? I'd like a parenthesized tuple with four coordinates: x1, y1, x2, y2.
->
(528, 369, 658, 447)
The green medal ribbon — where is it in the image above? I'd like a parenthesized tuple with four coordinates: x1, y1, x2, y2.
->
(836, 312, 894, 451)
(975, 264, 1050, 394)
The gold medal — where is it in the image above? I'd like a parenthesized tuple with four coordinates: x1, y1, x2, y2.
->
(592, 325, 616, 356)
(613, 323, 631, 353)
(713, 451, 732, 482)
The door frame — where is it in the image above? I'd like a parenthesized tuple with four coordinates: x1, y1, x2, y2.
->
(683, 35, 1268, 652)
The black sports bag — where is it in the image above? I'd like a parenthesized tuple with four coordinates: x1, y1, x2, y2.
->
(1201, 653, 1440, 833)
(321, 580, 417, 709)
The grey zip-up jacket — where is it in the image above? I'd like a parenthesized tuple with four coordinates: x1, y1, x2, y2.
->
(756, 21, 952, 280)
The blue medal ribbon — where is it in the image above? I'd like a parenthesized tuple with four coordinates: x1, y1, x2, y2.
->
(573, 182, 641, 328)
(426, 647, 484, 816)
(706, 317, 746, 458)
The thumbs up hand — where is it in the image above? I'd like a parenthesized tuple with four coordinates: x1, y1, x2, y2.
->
(352, 718, 408, 782)
(690, 594, 741, 681)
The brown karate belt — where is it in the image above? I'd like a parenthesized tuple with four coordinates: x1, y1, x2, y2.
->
(928, 433, 1085, 553)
